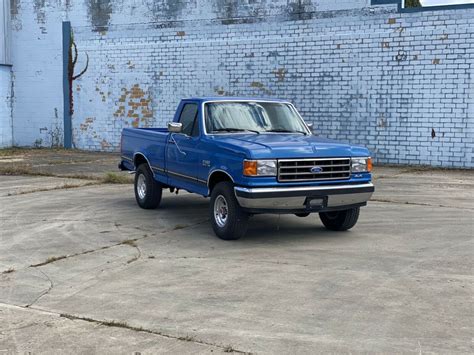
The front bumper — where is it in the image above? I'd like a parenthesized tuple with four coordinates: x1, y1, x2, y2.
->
(234, 183, 374, 213)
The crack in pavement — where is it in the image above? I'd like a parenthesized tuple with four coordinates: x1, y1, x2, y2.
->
(25, 219, 208, 269)
(58, 313, 250, 354)
(0, 302, 250, 354)
(25, 270, 54, 308)
(5, 182, 102, 197)
(370, 198, 474, 211)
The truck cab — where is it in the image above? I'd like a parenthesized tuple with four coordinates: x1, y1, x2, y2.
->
(120, 97, 374, 240)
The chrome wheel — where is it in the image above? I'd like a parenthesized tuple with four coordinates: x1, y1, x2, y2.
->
(214, 195, 228, 228)
(137, 174, 147, 200)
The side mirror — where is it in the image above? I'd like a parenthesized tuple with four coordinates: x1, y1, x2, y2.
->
(168, 122, 183, 133)
(307, 123, 314, 131)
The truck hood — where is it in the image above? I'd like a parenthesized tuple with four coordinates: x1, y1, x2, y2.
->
(211, 134, 370, 159)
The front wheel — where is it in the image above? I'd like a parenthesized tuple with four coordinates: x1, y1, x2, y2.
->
(319, 207, 360, 231)
(210, 182, 249, 240)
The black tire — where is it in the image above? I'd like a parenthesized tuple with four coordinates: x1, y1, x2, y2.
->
(295, 213, 310, 218)
(134, 164, 162, 209)
(210, 182, 249, 240)
(319, 207, 360, 231)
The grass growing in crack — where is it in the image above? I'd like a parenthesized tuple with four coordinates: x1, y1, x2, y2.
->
(7, 182, 99, 196)
(59, 313, 250, 354)
(31, 255, 68, 267)
(0, 165, 55, 177)
(173, 224, 188, 230)
(1, 267, 15, 274)
(120, 239, 137, 247)
(177, 335, 197, 342)
(102, 172, 132, 184)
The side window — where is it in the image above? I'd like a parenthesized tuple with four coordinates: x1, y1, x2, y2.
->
(178, 104, 199, 137)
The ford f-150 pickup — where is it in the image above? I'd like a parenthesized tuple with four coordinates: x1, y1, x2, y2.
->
(119, 97, 374, 240)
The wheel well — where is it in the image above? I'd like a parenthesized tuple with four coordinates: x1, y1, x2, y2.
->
(208, 171, 233, 192)
(134, 154, 149, 169)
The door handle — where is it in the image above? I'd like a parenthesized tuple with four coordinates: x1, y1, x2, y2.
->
(169, 134, 187, 156)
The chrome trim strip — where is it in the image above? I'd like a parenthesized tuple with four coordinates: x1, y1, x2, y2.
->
(167, 170, 195, 180)
(167, 169, 207, 185)
(275, 176, 351, 182)
(121, 155, 133, 162)
(278, 157, 351, 162)
(235, 183, 374, 195)
(279, 171, 351, 176)
(133, 152, 154, 171)
(207, 169, 235, 186)
(152, 166, 165, 173)
(280, 163, 350, 169)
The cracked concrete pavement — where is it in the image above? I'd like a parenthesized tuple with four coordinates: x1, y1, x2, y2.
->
(0, 151, 473, 354)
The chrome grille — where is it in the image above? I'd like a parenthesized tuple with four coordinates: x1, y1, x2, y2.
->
(278, 158, 351, 182)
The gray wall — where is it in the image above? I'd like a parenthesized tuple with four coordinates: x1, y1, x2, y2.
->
(6, 0, 474, 167)
(0, 0, 12, 148)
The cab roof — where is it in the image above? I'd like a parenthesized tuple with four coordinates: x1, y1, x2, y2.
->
(183, 97, 291, 104)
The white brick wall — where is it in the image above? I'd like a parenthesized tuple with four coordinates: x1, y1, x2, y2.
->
(0, 65, 12, 148)
(6, 0, 474, 168)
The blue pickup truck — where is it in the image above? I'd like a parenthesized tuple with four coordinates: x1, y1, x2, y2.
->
(119, 97, 374, 240)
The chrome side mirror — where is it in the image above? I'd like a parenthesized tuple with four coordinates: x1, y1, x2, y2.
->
(307, 123, 314, 131)
(168, 122, 183, 133)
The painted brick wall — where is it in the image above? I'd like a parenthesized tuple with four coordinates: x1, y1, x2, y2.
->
(8, 0, 474, 168)
(0, 66, 12, 148)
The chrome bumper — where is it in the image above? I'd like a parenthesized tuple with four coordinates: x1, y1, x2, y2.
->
(234, 183, 374, 212)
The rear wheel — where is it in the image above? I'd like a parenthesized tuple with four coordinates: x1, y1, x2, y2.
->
(210, 182, 249, 240)
(134, 164, 162, 209)
(319, 207, 360, 231)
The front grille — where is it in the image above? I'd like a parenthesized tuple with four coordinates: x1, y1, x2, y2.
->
(278, 158, 351, 182)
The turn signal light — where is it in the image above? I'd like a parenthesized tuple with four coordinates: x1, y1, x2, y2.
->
(367, 158, 373, 172)
(243, 160, 257, 176)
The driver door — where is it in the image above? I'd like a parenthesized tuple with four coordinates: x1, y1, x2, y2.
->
(166, 103, 202, 192)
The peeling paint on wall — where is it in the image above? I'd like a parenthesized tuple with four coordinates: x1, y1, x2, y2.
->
(114, 85, 153, 128)
(33, 0, 46, 24)
(87, 0, 113, 31)
(10, 0, 20, 20)
(147, 0, 187, 21)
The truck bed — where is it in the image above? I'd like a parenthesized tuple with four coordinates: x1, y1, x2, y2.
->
(120, 127, 169, 173)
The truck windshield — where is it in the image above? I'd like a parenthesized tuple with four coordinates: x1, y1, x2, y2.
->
(205, 102, 309, 135)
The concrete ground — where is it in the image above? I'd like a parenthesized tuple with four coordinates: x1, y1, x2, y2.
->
(0, 150, 472, 354)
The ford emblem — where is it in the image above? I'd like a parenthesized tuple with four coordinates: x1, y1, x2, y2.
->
(310, 166, 323, 173)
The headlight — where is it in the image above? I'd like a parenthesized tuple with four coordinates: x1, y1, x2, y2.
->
(243, 160, 277, 176)
(351, 157, 372, 173)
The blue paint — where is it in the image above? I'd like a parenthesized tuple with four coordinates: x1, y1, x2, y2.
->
(62, 21, 72, 149)
(120, 98, 372, 197)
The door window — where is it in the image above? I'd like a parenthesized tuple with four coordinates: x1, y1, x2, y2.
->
(178, 104, 199, 136)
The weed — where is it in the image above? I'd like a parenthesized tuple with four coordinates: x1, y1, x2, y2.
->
(102, 172, 132, 184)
(120, 239, 137, 247)
(31, 255, 67, 267)
(177, 335, 196, 342)
(173, 224, 188, 230)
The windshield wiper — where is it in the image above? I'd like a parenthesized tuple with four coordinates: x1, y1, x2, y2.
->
(265, 129, 307, 135)
(212, 128, 260, 134)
